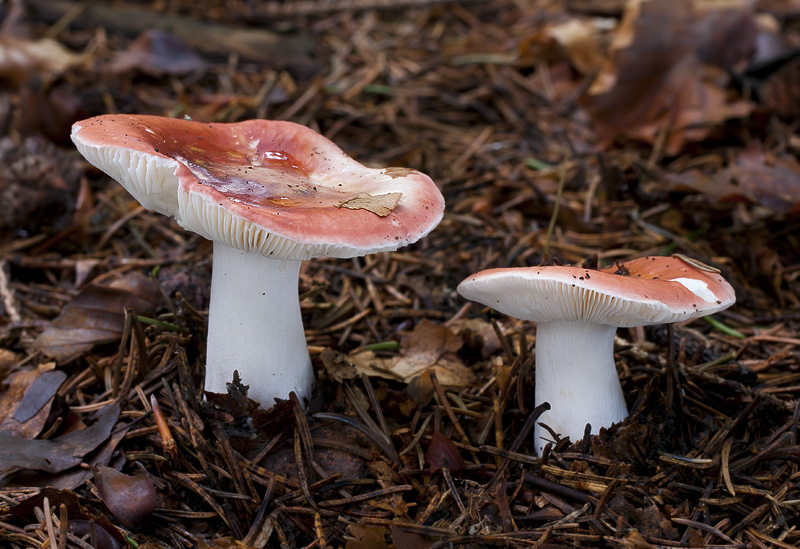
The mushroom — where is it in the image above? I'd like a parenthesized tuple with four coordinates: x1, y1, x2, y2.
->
(72, 114, 444, 406)
(457, 255, 735, 454)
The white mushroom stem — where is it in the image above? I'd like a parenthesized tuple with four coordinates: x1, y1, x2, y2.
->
(533, 320, 627, 455)
(204, 241, 313, 406)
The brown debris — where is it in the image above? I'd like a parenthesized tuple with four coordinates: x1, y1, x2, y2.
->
(32, 272, 159, 363)
(582, 0, 754, 153)
(335, 192, 403, 217)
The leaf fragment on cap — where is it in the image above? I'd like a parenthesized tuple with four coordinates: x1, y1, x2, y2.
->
(383, 167, 416, 178)
(336, 192, 402, 217)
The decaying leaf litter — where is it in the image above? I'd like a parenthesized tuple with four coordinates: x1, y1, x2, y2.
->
(0, 0, 799, 547)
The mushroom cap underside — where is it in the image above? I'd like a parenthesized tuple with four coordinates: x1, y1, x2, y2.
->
(457, 256, 736, 327)
(72, 114, 445, 260)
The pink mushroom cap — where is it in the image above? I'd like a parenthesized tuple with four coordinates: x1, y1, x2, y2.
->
(71, 114, 444, 259)
(458, 255, 736, 327)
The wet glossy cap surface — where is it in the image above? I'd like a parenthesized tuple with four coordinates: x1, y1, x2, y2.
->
(72, 114, 444, 259)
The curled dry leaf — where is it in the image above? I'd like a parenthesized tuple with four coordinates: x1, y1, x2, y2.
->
(33, 272, 159, 363)
(351, 320, 477, 387)
(94, 465, 157, 528)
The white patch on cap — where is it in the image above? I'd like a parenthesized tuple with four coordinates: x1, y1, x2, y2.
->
(672, 277, 716, 303)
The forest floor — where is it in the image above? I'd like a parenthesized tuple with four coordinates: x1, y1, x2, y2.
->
(0, 0, 799, 548)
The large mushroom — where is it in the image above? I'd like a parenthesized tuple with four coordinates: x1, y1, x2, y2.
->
(72, 114, 444, 406)
(458, 255, 735, 454)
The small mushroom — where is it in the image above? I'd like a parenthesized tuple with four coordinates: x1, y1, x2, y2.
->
(458, 255, 735, 454)
(72, 115, 444, 406)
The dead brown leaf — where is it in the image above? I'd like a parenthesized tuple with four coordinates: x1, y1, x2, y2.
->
(0, 402, 119, 473)
(664, 147, 800, 212)
(449, 318, 502, 359)
(546, 18, 606, 75)
(110, 29, 206, 77)
(0, 362, 62, 439)
(727, 147, 800, 212)
(351, 320, 476, 387)
(48, 424, 131, 491)
(390, 524, 432, 549)
(383, 167, 416, 178)
(0, 36, 83, 85)
(0, 348, 17, 374)
(94, 465, 157, 528)
(347, 524, 391, 549)
(425, 431, 466, 473)
(336, 192, 402, 217)
(582, 0, 754, 153)
(320, 347, 358, 382)
(33, 272, 159, 363)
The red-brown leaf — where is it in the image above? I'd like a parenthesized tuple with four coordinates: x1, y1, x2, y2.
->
(94, 465, 157, 528)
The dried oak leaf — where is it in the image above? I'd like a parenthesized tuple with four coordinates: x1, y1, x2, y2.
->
(582, 0, 752, 154)
(336, 192, 402, 217)
(33, 272, 159, 363)
(0, 402, 119, 473)
(351, 320, 476, 387)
